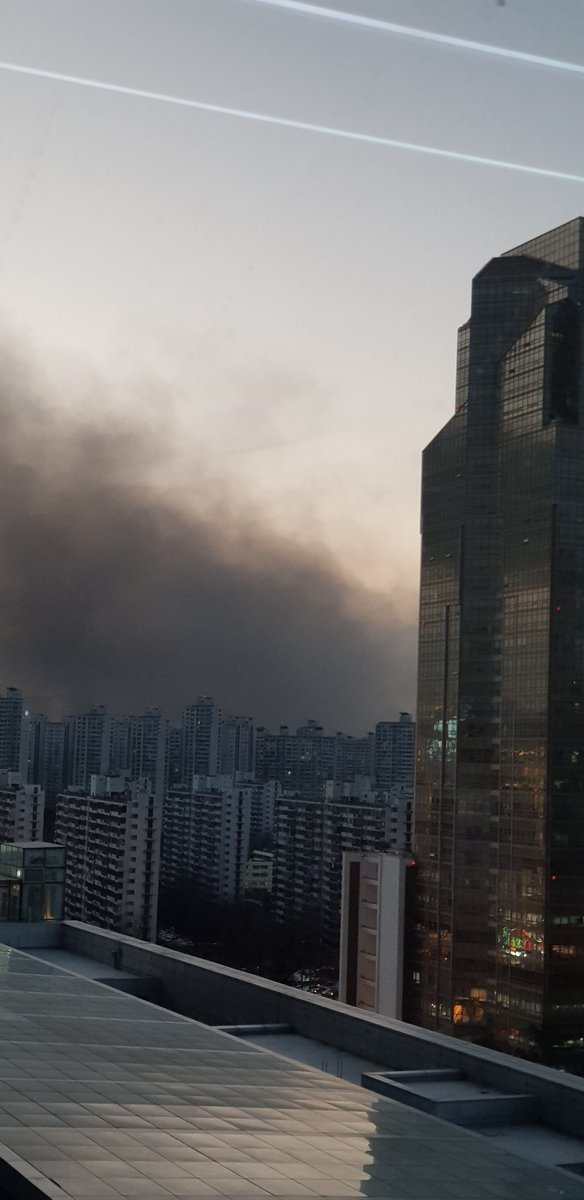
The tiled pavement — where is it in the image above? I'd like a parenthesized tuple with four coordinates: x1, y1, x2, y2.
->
(0, 944, 581, 1200)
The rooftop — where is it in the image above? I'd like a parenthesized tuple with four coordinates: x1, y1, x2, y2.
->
(0, 925, 583, 1199)
(0, 842, 59, 850)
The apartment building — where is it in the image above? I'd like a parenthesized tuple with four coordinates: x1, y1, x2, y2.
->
(162, 776, 252, 903)
(255, 721, 374, 794)
(55, 775, 161, 940)
(339, 850, 415, 1019)
(0, 777, 45, 842)
(273, 781, 394, 958)
(245, 848, 273, 895)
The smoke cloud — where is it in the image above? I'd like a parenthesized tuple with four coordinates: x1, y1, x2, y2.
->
(0, 338, 416, 729)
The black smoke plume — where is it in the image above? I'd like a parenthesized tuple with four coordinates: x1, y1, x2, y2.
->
(0, 340, 416, 728)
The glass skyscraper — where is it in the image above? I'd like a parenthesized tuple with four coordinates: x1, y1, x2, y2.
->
(411, 218, 584, 1064)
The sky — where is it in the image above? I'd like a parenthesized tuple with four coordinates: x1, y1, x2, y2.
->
(0, 0, 582, 727)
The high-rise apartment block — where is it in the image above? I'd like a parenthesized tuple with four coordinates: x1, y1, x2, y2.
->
(374, 713, 415, 796)
(220, 715, 255, 776)
(412, 218, 584, 1064)
(167, 726, 182, 788)
(0, 687, 26, 774)
(255, 721, 374, 794)
(273, 780, 394, 958)
(245, 848, 273, 895)
(128, 708, 168, 798)
(162, 776, 252, 902)
(65, 707, 111, 790)
(34, 720, 66, 807)
(327, 778, 412, 854)
(24, 717, 66, 836)
(0, 778, 45, 842)
(181, 697, 221, 785)
(109, 718, 130, 774)
(55, 775, 161, 940)
(249, 778, 280, 843)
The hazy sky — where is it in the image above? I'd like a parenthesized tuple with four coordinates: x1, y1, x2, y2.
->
(0, 0, 582, 725)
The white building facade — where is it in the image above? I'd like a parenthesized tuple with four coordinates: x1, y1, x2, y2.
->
(245, 849, 273, 895)
(338, 850, 415, 1019)
(55, 776, 161, 940)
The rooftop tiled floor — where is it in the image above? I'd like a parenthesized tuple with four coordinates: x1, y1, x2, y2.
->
(0, 943, 582, 1199)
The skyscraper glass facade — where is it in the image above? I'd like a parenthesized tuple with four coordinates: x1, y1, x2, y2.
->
(411, 218, 584, 1063)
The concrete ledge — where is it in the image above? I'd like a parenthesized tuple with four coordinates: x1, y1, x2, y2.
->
(373, 1068, 463, 1082)
(363, 1070, 539, 1126)
(218, 1023, 293, 1036)
(0, 921, 62, 949)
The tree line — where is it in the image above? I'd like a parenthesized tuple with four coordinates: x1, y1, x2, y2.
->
(157, 876, 327, 983)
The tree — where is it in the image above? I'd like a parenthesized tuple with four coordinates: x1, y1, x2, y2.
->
(157, 881, 325, 985)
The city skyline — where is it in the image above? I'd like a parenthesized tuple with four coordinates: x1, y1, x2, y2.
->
(1, 681, 410, 735)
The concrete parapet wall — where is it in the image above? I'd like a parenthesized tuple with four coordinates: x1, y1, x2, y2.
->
(0, 921, 62, 949)
(62, 921, 584, 1140)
